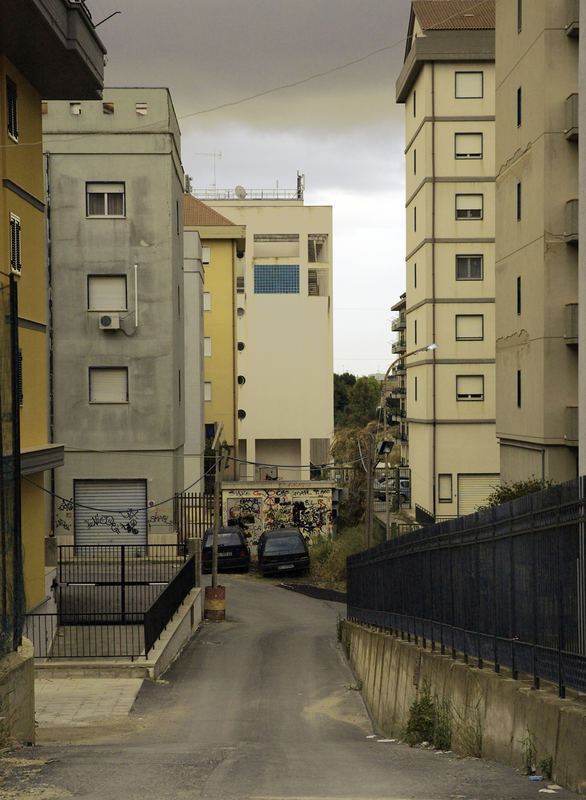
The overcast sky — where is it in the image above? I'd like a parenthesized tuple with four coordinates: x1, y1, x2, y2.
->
(88, 0, 412, 376)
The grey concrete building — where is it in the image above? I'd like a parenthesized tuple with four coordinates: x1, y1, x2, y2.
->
(43, 88, 189, 548)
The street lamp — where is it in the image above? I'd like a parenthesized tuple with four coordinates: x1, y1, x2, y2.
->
(380, 343, 437, 540)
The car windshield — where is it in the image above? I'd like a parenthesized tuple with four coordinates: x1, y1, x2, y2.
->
(203, 531, 242, 547)
(264, 536, 306, 554)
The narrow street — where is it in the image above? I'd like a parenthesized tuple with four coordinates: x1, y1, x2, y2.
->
(1, 577, 580, 800)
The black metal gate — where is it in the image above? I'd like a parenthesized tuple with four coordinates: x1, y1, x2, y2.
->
(57, 544, 187, 624)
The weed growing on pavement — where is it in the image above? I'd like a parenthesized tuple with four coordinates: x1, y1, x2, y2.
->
(403, 680, 453, 749)
(521, 728, 537, 775)
(453, 695, 483, 758)
(537, 754, 553, 780)
(309, 524, 384, 589)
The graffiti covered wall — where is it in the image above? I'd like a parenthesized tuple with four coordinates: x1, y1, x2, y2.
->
(223, 482, 334, 543)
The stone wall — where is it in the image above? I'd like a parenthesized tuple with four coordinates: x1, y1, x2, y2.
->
(0, 639, 35, 745)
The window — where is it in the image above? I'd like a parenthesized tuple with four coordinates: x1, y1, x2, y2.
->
(413, 149, 417, 174)
(6, 78, 18, 140)
(414, 318, 418, 345)
(87, 275, 127, 310)
(102, 102, 115, 115)
(86, 182, 125, 217)
(202, 246, 211, 265)
(70, 103, 82, 115)
(455, 133, 483, 159)
(204, 382, 212, 402)
(413, 206, 417, 232)
(517, 87, 522, 127)
(254, 264, 299, 294)
(516, 182, 522, 220)
(455, 71, 483, 98)
(204, 337, 212, 357)
(308, 234, 328, 263)
(517, 0, 522, 32)
(456, 194, 483, 220)
(414, 375, 418, 402)
(438, 474, 453, 503)
(203, 291, 211, 311)
(456, 255, 483, 280)
(517, 276, 521, 315)
(455, 314, 484, 341)
(414, 262, 417, 288)
(178, 370, 181, 403)
(89, 367, 128, 403)
(456, 375, 484, 401)
(17, 349, 23, 408)
(517, 370, 522, 408)
(9, 213, 21, 274)
(413, 90, 416, 117)
(136, 102, 148, 116)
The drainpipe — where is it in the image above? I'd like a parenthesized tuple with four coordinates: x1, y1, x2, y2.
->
(45, 152, 56, 534)
(232, 240, 238, 480)
(431, 62, 438, 520)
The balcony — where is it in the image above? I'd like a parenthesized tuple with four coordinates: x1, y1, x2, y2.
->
(564, 303, 579, 345)
(392, 338, 406, 354)
(390, 385, 406, 397)
(391, 314, 406, 332)
(565, 93, 579, 141)
(391, 408, 406, 422)
(565, 199, 578, 246)
(393, 429, 409, 444)
(566, 0, 579, 36)
(565, 406, 578, 445)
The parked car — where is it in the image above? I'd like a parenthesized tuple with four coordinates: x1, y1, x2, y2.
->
(257, 528, 310, 577)
(374, 477, 410, 503)
(201, 527, 250, 574)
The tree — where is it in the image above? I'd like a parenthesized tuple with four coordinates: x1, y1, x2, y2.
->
(476, 478, 557, 510)
(334, 372, 356, 426)
(344, 376, 381, 427)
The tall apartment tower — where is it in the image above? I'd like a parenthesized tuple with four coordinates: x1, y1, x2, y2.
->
(43, 89, 187, 548)
(199, 180, 333, 481)
(495, 0, 579, 483)
(396, 1, 499, 519)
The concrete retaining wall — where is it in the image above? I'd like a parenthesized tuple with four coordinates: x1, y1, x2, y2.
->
(0, 639, 35, 745)
(341, 621, 586, 795)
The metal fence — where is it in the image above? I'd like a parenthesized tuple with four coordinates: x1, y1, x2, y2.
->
(0, 275, 24, 658)
(173, 492, 214, 543)
(347, 478, 586, 698)
(26, 555, 195, 659)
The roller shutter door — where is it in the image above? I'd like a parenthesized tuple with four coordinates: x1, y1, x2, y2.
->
(74, 479, 147, 547)
(457, 474, 499, 517)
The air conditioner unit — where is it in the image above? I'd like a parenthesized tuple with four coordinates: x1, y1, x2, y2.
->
(99, 313, 120, 330)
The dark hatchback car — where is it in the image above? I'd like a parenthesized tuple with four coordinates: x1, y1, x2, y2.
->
(257, 528, 310, 577)
(201, 527, 250, 574)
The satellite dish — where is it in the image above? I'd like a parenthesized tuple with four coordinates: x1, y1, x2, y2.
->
(234, 185, 247, 199)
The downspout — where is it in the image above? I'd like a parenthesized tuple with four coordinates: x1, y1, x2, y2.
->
(45, 152, 56, 534)
(232, 240, 238, 480)
(431, 62, 437, 519)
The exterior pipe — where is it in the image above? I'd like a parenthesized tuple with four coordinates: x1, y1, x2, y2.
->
(134, 264, 138, 326)
(431, 61, 437, 519)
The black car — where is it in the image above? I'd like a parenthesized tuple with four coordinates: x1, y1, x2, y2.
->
(201, 527, 250, 574)
(257, 528, 310, 577)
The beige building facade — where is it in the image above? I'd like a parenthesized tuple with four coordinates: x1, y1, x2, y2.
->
(200, 185, 333, 481)
(495, 0, 579, 483)
(396, 1, 499, 519)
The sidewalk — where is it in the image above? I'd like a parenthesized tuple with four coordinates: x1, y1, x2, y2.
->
(35, 677, 143, 727)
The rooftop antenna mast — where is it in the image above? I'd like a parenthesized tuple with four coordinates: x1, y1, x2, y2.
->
(194, 151, 222, 191)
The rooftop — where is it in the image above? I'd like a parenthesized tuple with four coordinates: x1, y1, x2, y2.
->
(412, 0, 495, 31)
(183, 194, 236, 227)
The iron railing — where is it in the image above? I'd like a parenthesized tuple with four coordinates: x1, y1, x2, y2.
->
(26, 554, 196, 659)
(173, 492, 214, 543)
(348, 478, 586, 697)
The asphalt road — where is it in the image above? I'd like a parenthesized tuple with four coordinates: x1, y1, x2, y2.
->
(1, 576, 581, 800)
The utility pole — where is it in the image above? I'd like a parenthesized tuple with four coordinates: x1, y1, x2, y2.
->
(211, 421, 224, 590)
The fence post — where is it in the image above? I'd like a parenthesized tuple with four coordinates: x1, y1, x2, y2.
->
(120, 545, 126, 623)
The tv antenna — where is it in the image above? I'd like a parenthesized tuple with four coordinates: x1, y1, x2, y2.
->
(194, 150, 222, 191)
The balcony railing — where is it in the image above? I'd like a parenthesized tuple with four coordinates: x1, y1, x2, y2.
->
(565, 93, 579, 140)
(390, 385, 406, 397)
(391, 314, 406, 332)
(564, 302, 579, 345)
(392, 339, 406, 354)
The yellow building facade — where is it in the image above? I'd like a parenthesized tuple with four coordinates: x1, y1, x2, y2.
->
(184, 194, 245, 478)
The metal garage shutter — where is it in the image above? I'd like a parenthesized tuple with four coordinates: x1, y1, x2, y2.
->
(457, 474, 499, 517)
(74, 480, 147, 547)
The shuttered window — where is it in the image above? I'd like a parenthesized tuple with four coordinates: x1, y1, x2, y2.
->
(456, 194, 483, 219)
(6, 78, 18, 140)
(86, 182, 125, 216)
(455, 314, 484, 341)
(74, 480, 147, 547)
(9, 213, 21, 274)
(89, 367, 128, 403)
(456, 255, 483, 280)
(455, 133, 482, 158)
(455, 71, 483, 98)
(203, 291, 211, 311)
(438, 474, 452, 503)
(204, 337, 212, 357)
(456, 374, 484, 401)
(87, 275, 127, 310)
(204, 382, 212, 401)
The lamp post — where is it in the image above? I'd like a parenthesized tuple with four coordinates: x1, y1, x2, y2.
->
(381, 343, 437, 540)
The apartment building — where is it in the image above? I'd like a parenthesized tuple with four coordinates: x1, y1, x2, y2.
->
(183, 193, 246, 482)
(1, 0, 105, 614)
(43, 88, 186, 548)
(495, 0, 579, 483)
(199, 180, 333, 480)
(396, 1, 499, 519)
